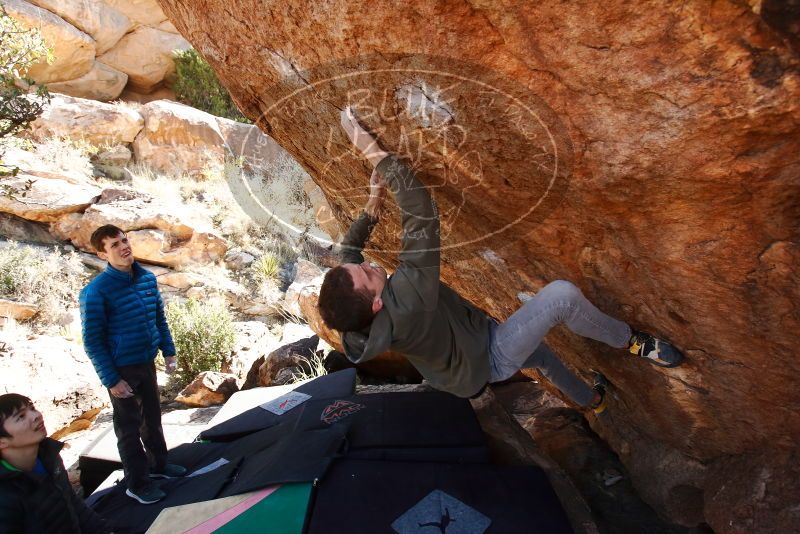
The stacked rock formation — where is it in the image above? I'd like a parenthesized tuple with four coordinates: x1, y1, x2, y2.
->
(4, 0, 190, 101)
(157, 1, 800, 531)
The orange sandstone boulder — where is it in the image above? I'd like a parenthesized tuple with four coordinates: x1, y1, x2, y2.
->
(158, 1, 800, 530)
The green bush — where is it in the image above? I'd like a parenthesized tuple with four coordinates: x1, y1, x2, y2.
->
(0, 4, 51, 176)
(173, 48, 249, 123)
(165, 297, 235, 386)
(0, 242, 86, 324)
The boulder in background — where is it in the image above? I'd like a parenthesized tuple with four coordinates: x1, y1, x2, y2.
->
(28, 93, 144, 146)
(27, 0, 132, 54)
(47, 61, 128, 102)
(0, 172, 101, 222)
(103, 0, 168, 27)
(0, 334, 106, 436)
(175, 371, 238, 407)
(4, 0, 95, 83)
(97, 26, 190, 93)
(132, 100, 226, 177)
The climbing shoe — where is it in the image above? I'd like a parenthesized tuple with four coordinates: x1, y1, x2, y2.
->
(628, 330, 684, 368)
(590, 371, 607, 415)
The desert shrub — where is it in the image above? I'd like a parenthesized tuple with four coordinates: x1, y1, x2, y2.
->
(165, 297, 235, 386)
(0, 242, 86, 324)
(252, 252, 280, 282)
(0, 4, 51, 175)
(173, 48, 249, 123)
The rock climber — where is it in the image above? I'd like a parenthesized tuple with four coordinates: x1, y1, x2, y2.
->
(318, 108, 684, 414)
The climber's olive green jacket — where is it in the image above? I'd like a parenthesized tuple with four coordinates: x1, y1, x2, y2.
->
(340, 155, 491, 398)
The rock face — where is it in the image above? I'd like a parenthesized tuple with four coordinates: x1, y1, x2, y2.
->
(97, 26, 190, 93)
(0, 213, 57, 244)
(0, 298, 38, 321)
(91, 145, 132, 180)
(28, 0, 133, 54)
(0, 334, 106, 436)
(132, 100, 227, 177)
(282, 259, 324, 318)
(131, 100, 296, 178)
(0, 172, 101, 222)
(175, 371, 238, 407)
(28, 93, 144, 146)
(47, 61, 128, 102)
(222, 321, 278, 388)
(6, 0, 187, 100)
(256, 335, 319, 387)
(104, 0, 168, 27)
(215, 116, 291, 173)
(4, 0, 95, 83)
(158, 1, 800, 530)
(703, 448, 800, 534)
(50, 189, 227, 268)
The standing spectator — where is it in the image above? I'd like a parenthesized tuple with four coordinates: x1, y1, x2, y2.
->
(80, 225, 185, 505)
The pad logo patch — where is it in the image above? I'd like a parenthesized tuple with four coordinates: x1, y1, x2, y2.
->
(320, 400, 365, 424)
(391, 489, 491, 533)
(260, 391, 311, 415)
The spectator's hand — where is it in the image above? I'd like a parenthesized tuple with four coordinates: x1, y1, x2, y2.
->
(365, 167, 387, 219)
(165, 356, 178, 375)
(109, 379, 134, 399)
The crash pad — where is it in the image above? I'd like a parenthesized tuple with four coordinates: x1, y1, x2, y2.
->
(297, 392, 490, 463)
(91, 458, 241, 534)
(213, 483, 312, 534)
(306, 459, 573, 534)
(199, 369, 356, 442)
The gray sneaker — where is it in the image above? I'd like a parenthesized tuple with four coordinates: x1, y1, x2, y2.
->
(125, 483, 166, 504)
(149, 463, 187, 479)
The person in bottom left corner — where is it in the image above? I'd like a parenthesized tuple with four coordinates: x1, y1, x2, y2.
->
(0, 393, 110, 534)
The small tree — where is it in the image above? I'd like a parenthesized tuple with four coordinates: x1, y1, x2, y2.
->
(0, 4, 51, 176)
(173, 48, 249, 123)
(165, 297, 235, 387)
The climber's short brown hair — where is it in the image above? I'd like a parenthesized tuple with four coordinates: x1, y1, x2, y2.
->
(90, 224, 124, 253)
(318, 265, 375, 332)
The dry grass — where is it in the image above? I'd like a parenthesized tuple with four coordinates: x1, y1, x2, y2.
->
(0, 241, 87, 328)
(20, 137, 98, 179)
(288, 352, 328, 384)
(19, 135, 329, 296)
(110, 99, 143, 113)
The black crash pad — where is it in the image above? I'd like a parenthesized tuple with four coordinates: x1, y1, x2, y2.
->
(219, 425, 347, 497)
(306, 459, 573, 534)
(199, 368, 357, 442)
(297, 392, 490, 463)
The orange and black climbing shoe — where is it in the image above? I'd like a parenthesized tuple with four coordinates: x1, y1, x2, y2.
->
(628, 330, 684, 368)
(591, 371, 607, 415)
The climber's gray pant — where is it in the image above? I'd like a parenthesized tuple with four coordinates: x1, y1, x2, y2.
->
(488, 280, 632, 407)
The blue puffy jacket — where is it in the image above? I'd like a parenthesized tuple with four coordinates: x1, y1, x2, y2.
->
(79, 262, 176, 388)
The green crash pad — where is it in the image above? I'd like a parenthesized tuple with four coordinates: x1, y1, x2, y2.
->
(213, 483, 312, 534)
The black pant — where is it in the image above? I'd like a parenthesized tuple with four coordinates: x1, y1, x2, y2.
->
(108, 362, 167, 491)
